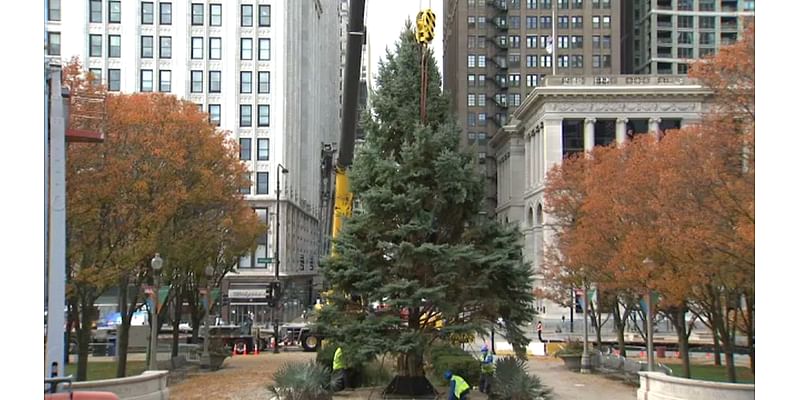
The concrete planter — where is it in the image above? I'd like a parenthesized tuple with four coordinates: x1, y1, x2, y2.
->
(637, 371, 754, 400)
(71, 370, 169, 400)
(558, 354, 583, 371)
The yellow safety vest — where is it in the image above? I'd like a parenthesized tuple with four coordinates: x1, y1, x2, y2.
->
(332, 347, 345, 371)
(452, 375, 470, 398)
(481, 353, 496, 374)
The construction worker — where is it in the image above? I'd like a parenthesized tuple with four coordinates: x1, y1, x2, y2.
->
(331, 346, 348, 391)
(478, 344, 495, 394)
(444, 370, 470, 400)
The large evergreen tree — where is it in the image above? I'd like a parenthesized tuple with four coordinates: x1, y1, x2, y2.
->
(317, 24, 535, 385)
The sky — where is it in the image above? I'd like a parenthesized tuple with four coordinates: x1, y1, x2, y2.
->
(365, 0, 445, 88)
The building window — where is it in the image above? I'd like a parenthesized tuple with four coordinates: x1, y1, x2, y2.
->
(258, 71, 270, 93)
(239, 138, 251, 161)
(140, 69, 153, 92)
(256, 172, 269, 194)
(258, 38, 271, 60)
(108, 35, 121, 58)
(592, 16, 600, 29)
(592, 55, 601, 68)
(699, 16, 715, 29)
(467, 113, 477, 127)
(602, 35, 611, 49)
(467, 55, 476, 68)
(140, 36, 153, 58)
(478, 74, 486, 87)
(510, 16, 520, 29)
(259, 5, 271, 26)
(592, 35, 600, 49)
(467, 16, 476, 29)
(89, 0, 103, 22)
(240, 105, 252, 127)
(478, 113, 487, 126)
(48, 0, 61, 21)
(539, 35, 550, 49)
(258, 105, 270, 127)
(210, 4, 222, 26)
(159, 2, 172, 25)
(159, 36, 171, 59)
(508, 54, 520, 68)
(526, 16, 537, 29)
(108, 69, 120, 91)
(241, 4, 253, 26)
(208, 104, 221, 126)
(572, 16, 583, 29)
(47, 32, 61, 56)
(541, 0, 552, 8)
(678, 16, 694, 28)
(526, 74, 538, 87)
(191, 37, 203, 59)
(540, 16, 552, 29)
(509, 35, 520, 48)
(88, 68, 101, 86)
(540, 55, 552, 68)
(468, 94, 476, 107)
(558, 55, 569, 68)
(241, 38, 253, 60)
(571, 35, 583, 48)
(571, 55, 583, 68)
(191, 70, 203, 93)
(257, 138, 269, 160)
(90, 34, 103, 57)
(141, 2, 153, 24)
(527, 0, 537, 8)
(602, 16, 611, 29)
(468, 74, 475, 87)
(209, 71, 221, 93)
(478, 55, 486, 67)
(558, 16, 569, 29)
(699, 32, 715, 46)
(209, 37, 222, 59)
(191, 3, 203, 25)
(678, 0, 693, 11)
(678, 32, 693, 45)
(159, 70, 171, 92)
(509, 74, 521, 87)
(240, 173, 251, 194)
(558, 35, 569, 49)
(677, 47, 693, 58)
(107, 0, 121, 23)
(510, 0, 521, 9)
(241, 71, 252, 93)
(477, 16, 486, 29)
(478, 93, 486, 106)
(558, 0, 569, 9)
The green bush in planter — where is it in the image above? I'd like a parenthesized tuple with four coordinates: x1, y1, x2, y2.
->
(490, 357, 553, 400)
(269, 361, 332, 400)
(553, 340, 585, 357)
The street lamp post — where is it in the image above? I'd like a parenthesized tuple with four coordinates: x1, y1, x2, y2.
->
(273, 164, 289, 353)
(642, 258, 656, 372)
(580, 284, 592, 374)
(201, 265, 214, 367)
(148, 253, 164, 370)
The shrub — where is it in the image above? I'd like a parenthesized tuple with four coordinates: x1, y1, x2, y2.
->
(362, 357, 393, 386)
(491, 357, 553, 400)
(316, 344, 337, 369)
(428, 344, 480, 387)
(553, 340, 585, 357)
(269, 361, 332, 400)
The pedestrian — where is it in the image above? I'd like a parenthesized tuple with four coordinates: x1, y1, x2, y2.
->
(561, 315, 566, 331)
(478, 344, 495, 394)
(331, 346, 349, 391)
(444, 370, 470, 400)
(537, 320, 544, 342)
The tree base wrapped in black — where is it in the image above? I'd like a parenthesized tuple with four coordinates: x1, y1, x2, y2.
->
(382, 376, 437, 398)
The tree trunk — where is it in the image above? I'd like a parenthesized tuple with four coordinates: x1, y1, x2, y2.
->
(172, 289, 181, 358)
(673, 307, 691, 379)
(75, 295, 95, 382)
(722, 308, 738, 383)
(116, 280, 131, 378)
(591, 304, 602, 346)
(396, 308, 425, 377)
(743, 294, 754, 373)
(612, 303, 626, 355)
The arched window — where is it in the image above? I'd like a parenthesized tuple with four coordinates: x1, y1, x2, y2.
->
(536, 203, 544, 226)
(527, 206, 535, 228)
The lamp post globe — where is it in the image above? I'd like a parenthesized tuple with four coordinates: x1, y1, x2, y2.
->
(151, 253, 163, 271)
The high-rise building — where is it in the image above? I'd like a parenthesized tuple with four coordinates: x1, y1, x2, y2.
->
(622, 0, 755, 74)
(45, 0, 342, 325)
(443, 0, 622, 216)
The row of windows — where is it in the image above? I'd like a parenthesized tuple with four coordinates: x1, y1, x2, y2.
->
(470, 34, 612, 50)
(85, 1, 271, 27)
(87, 34, 271, 61)
(466, 0, 610, 9)
(238, 138, 270, 161)
(240, 172, 270, 195)
(468, 93, 524, 107)
(191, 37, 271, 60)
(468, 15, 611, 30)
(189, 70, 271, 94)
(237, 105, 272, 127)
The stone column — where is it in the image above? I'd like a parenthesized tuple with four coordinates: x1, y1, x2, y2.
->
(524, 132, 531, 187)
(583, 117, 596, 153)
(531, 131, 537, 186)
(649, 117, 662, 137)
(616, 117, 628, 147)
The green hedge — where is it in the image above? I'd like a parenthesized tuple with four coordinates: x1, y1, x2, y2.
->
(429, 344, 480, 387)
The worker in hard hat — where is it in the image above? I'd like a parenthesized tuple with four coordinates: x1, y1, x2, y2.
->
(444, 370, 470, 400)
(478, 344, 495, 394)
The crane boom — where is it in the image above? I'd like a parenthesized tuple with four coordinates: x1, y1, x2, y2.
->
(332, 0, 366, 241)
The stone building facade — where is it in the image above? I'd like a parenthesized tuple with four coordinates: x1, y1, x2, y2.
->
(490, 74, 711, 316)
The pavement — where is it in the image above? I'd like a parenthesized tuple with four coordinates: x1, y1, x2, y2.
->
(526, 357, 636, 400)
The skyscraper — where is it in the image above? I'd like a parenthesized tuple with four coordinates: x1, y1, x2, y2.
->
(622, 0, 755, 74)
(45, 0, 342, 324)
(443, 0, 622, 216)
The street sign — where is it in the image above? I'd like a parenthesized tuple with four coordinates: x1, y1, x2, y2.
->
(257, 257, 273, 264)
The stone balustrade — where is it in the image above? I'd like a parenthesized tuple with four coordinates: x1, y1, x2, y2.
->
(637, 371, 754, 400)
(71, 371, 169, 400)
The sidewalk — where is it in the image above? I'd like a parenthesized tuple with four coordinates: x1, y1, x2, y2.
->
(525, 357, 636, 400)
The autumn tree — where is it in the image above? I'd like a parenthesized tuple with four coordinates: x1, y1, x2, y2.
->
(65, 61, 261, 379)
